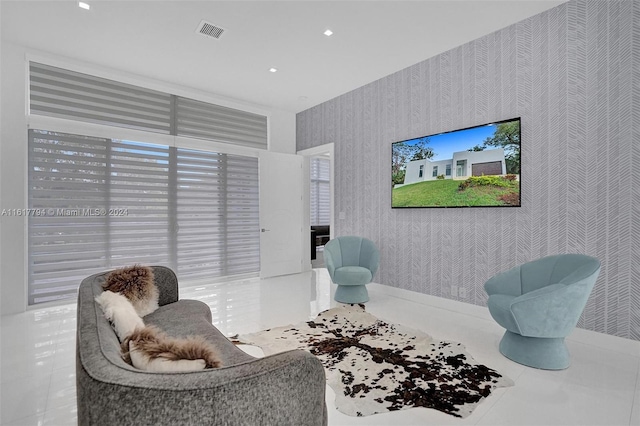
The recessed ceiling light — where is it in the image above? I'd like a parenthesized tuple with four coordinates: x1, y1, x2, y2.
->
(78, 1, 91, 10)
(269, 68, 278, 73)
(323, 29, 334, 37)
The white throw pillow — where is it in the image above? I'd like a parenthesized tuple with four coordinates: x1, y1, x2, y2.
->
(95, 290, 145, 342)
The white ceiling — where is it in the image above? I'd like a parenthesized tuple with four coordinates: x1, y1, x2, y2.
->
(1, 0, 566, 113)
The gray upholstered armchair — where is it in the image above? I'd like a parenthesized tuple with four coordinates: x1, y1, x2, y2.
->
(324, 236, 380, 304)
(484, 254, 601, 370)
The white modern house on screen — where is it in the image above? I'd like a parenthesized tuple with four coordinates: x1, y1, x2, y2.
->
(403, 148, 506, 185)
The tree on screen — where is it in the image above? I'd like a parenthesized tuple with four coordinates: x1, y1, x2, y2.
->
(483, 121, 520, 174)
(392, 137, 434, 186)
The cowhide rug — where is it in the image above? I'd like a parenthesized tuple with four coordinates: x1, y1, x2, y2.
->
(239, 304, 513, 418)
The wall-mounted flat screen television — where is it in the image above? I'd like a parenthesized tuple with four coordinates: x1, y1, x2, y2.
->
(392, 117, 521, 208)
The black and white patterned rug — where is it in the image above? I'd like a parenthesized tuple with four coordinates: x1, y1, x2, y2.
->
(239, 304, 513, 418)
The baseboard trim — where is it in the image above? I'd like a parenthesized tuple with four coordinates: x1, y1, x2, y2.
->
(369, 283, 640, 359)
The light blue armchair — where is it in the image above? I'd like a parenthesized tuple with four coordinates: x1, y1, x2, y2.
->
(324, 236, 380, 304)
(484, 254, 601, 370)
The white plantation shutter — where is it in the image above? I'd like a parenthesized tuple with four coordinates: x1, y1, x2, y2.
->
(28, 130, 259, 305)
(310, 157, 330, 226)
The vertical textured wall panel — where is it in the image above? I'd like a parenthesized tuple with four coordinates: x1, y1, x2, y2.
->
(296, 0, 639, 340)
(631, 0, 640, 342)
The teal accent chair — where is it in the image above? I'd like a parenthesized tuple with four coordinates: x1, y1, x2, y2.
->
(324, 236, 380, 304)
(484, 254, 601, 370)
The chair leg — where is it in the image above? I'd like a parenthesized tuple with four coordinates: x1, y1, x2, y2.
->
(334, 284, 369, 304)
(499, 330, 570, 370)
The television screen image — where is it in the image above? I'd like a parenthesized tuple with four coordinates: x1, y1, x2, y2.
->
(392, 117, 521, 208)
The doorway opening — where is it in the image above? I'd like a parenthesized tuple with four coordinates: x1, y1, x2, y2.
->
(298, 144, 334, 271)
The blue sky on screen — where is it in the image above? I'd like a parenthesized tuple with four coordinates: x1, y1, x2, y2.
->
(403, 123, 497, 161)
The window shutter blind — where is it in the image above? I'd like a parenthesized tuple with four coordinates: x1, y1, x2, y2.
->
(310, 157, 330, 226)
(28, 129, 260, 305)
(28, 130, 111, 304)
(27, 62, 267, 305)
(176, 149, 260, 280)
(29, 63, 172, 134)
(176, 97, 268, 149)
(108, 140, 172, 265)
(29, 62, 268, 149)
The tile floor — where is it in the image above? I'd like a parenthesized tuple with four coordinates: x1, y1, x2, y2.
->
(1, 268, 639, 425)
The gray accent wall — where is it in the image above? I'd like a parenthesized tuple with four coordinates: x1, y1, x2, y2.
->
(297, 0, 639, 340)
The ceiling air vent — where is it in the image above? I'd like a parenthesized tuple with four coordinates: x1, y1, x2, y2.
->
(196, 20, 225, 40)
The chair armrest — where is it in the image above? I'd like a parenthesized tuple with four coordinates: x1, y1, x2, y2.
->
(512, 283, 566, 303)
(510, 283, 582, 337)
(484, 266, 523, 297)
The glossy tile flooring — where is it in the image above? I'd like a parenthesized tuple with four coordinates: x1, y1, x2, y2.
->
(1, 268, 639, 425)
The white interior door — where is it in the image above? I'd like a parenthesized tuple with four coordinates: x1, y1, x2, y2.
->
(259, 151, 303, 278)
